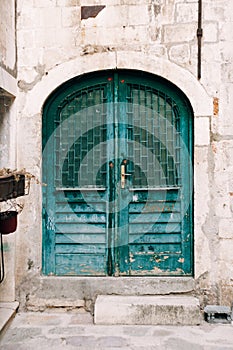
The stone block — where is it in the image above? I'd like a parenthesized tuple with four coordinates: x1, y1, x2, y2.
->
(18, 48, 43, 67)
(33, 0, 56, 7)
(128, 5, 149, 26)
(17, 30, 35, 49)
(203, 4, 225, 21)
(34, 28, 75, 48)
(194, 224, 211, 278)
(201, 61, 221, 96)
(221, 63, 233, 83)
(163, 23, 196, 43)
(62, 7, 81, 27)
(219, 22, 233, 42)
(215, 198, 232, 218)
(219, 219, 233, 238)
(94, 295, 201, 325)
(17, 10, 41, 29)
(40, 7, 62, 28)
(219, 240, 233, 262)
(57, 0, 80, 6)
(220, 283, 233, 306)
(175, 3, 198, 23)
(194, 146, 209, 211)
(194, 117, 210, 146)
(219, 260, 233, 283)
(203, 22, 219, 43)
(169, 44, 190, 65)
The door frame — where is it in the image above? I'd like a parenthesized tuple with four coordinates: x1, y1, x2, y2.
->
(42, 69, 194, 276)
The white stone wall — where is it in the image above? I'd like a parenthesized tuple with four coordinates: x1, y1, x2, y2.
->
(0, 0, 17, 302)
(3, 0, 231, 306)
(0, 0, 16, 74)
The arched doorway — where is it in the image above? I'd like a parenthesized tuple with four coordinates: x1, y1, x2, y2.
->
(42, 70, 193, 276)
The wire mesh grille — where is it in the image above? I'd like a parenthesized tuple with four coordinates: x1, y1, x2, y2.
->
(54, 85, 108, 188)
(126, 84, 181, 188)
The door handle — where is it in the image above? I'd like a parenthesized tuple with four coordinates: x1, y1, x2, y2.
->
(121, 164, 131, 189)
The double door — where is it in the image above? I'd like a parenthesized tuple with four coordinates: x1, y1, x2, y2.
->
(42, 71, 193, 276)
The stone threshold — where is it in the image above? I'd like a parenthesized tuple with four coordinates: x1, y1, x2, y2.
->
(24, 276, 195, 311)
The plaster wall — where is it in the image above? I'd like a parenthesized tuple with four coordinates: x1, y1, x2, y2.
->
(2, 0, 232, 307)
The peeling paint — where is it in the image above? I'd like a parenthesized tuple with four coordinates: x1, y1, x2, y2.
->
(129, 252, 135, 263)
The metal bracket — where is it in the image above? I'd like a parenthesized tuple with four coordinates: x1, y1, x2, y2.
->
(204, 305, 232, 324)
(197, 0, 203, 79)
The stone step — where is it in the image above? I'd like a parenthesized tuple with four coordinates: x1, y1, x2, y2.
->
(94, 295, 201, 325)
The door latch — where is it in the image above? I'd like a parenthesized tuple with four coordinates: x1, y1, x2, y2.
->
(121, 163, 131, 189)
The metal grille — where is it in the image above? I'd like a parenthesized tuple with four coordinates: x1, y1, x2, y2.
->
(126, 84, 181, 188)
(54, 85, 107, 188)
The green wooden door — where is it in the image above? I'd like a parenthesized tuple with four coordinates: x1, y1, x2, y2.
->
(42, 70, 193, 276)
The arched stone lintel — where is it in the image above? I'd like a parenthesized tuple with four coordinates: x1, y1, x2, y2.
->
(26, 51, 212, 117)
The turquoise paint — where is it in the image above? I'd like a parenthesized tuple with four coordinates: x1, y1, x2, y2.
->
(42, 70, 193, 276)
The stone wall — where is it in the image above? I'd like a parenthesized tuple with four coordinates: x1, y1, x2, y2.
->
(2, 0, 232, 307)
(0, 0, 17, 301)
(0, 0, 17, 76)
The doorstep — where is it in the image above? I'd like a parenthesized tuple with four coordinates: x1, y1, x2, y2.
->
(94, 295, 202, 325)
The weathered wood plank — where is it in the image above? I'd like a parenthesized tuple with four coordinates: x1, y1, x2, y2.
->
(56, 223, 106, 234)
(130, 189, 179, 202)
(129, 223, 181, 234)
(129, 201, 181, 213)
(55, 253, 106, 275)
(55, 190, 107, 202)
(56, 233, 106, 244)
(56, 202, 106, 213)
(129, 243, 181, 254)
(55, 243, 106, 254)
(129, 213, 180, 223)
(129, 233, 181, 244)
(56, 213, 106, 223)
(129, 254, 186, 276)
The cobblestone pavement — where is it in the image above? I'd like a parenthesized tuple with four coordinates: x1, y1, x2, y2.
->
(0, 311, 233, 350)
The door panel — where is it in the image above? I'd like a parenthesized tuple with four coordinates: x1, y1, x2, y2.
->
(43, 77, 112, 275)
(42, 70, 193, 276)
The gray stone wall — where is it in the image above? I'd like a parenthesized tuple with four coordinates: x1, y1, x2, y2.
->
(1, 0, 232, 307)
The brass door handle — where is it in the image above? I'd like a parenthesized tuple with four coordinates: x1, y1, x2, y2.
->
(121, 164, 131, 189)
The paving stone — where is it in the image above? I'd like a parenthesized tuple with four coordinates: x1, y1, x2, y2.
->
(65, 335, 97, 347)
(1, 312, 233, 350)
(1, 327, 42, 344)
(164, 337, 204, 350)
(48, 326, 86, 335)
(97, 336, 128, 347)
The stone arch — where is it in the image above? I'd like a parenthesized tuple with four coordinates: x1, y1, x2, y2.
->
(26, 51, 212, 117)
